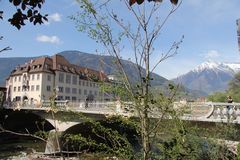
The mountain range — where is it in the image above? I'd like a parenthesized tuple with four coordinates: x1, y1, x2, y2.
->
(172, 61, 240, 95)
(0, 50, 168, 87)
(1, 51, 237, 97)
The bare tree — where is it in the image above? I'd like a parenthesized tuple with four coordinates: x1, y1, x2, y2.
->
(73, 0, 183, 159)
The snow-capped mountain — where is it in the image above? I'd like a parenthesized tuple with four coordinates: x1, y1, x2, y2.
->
(172, 61, 240, 95)
(193, 61, 240, 74)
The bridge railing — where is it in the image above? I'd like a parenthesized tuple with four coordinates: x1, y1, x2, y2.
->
(178, 102, 240, 123)
(66, 101, 135, 115)
(5, 100, 240, 123)
(41, 100, 69, 108)
(173, 102, 213, 117)
(40, 101, 118, 113)
(209, 102, 240, 121)
(3, 100, 136, 116)
(172, 102, 240, 123)
(68, 101, 116, 112)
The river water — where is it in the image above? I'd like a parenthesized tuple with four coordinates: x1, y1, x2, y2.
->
(0, 134, 45, 159)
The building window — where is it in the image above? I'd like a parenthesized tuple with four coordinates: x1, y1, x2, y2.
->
(79, 80, 81, 85)
(72, 88, 77, 94)
(65, 96, 70, 100)
(59, 73, 64, 83)
(36, 85, 40, 91)
(72, 97, 77, 101)
(89, 82, 92, 87)
(31, 85, 34, 91)
(32, 74, 35, 80)
(23, 74, 27, 82)
(14, 77, 17, 82)
(86, 82, 89, 86)
(18, 86, 21, 92)
(37, 74, 40, 80)
(47, 75, 51, 81)
(46, 85, 51, 92)
(58, 86, 64, 93)
(57, 96, 63, 100)
(84, 89, 87, 95)
(82, 81, 85, 86)
(94, 91, 97, 96)
(65, 87, 70, 93)
(72, 76, 77, 85)
(79, 89, 82, 95)
(89, 90, 92, 95)
(13, 87, 16, 92)
(18, 76, 21, 82)
(66, 74, 71, 84)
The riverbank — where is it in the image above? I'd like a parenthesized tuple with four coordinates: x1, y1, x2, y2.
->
(6, 153, 81, 160)
(0, 137, 119, 160)
(0, 136, 45, 159)
(6, 152, 119, 160)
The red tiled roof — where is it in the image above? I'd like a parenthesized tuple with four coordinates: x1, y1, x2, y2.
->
(9, 54, 108, 82)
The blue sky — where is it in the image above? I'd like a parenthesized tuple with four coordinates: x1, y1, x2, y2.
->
(0, 0, 240, 79)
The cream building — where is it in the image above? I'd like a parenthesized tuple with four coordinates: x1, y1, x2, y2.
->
(6, 54, 109, 104)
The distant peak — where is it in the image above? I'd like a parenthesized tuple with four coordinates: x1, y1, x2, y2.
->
(191, 61, 240, 74)
(193, 61, 220, 72)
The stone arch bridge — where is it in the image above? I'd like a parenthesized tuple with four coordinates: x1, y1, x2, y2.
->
(2, 101, 240, 155)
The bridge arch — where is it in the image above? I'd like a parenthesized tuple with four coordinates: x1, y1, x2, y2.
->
(60, 117, 141, 153)
(2, 110, 54, 133)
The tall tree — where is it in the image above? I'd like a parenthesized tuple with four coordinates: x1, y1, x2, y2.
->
(73, 0, 183, 159)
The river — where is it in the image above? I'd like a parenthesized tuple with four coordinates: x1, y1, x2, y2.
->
(0, 134, 45, 159)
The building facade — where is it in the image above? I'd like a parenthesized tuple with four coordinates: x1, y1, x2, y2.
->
(6, 54, 109, 104)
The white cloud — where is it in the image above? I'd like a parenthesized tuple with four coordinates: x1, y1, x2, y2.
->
(49, 13, 61, 22)
(36, 35, 61, 44)
(204, 50, 220, 59)
(45, 13, 62, 25)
